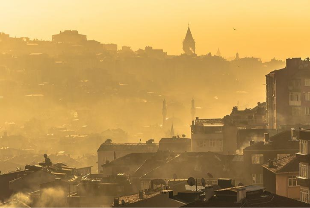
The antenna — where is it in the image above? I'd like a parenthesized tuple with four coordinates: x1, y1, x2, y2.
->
(201, 178, 206, 187)
(207, 173, 213, 178)
(187, 177, 195, 186)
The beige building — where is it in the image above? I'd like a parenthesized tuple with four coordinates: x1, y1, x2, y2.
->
(263, 155, 300, 200)
(191, 118, 224, 153)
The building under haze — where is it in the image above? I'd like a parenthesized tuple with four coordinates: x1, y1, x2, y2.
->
(183, 26, 195, 55)
(52, 30, 87, 44)
(191, 118, 224, 153)
(158, 137, 191, 153)
(97, 142, 158, 173)
(266, 58, 310, 129)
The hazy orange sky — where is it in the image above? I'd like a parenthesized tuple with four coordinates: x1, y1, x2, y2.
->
(1, 0, 310, 60)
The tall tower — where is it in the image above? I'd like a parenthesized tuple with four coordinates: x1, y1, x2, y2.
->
(162, 99, 167, 127)
(183, 25, 196, 55)
(170, 124, 175, 137)
(191, 99, 196, 121)
(216, 48, 221, 57)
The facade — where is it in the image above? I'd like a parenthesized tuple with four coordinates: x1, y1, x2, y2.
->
(243, 130, 299, 186)
(191, 118, 224, 153)
(266, 58, 310, 129)
(158, 137, 191, 153)
(296, 130, 310, 203)
(97, 143, 158, 173)
(262, 155, 299, 200)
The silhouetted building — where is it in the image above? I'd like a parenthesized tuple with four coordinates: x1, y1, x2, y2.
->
(159, 137, 191, 152)
(52, 30, 87, 44)
(266, 58, 310, 129)
(224, 102, 267, 129)
(97, 142, 158, 173)
(103, 43, 118, 52)
(183, 26, 195, 55)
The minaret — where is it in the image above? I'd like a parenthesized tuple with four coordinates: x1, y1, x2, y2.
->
(191, 99, 196, 121)
(235, 52, 240, 60)
(171, 124, 175, 137)
(183, 25, 196, 55)
(216, 48, 221, 57)
(162, 99, 167, 127)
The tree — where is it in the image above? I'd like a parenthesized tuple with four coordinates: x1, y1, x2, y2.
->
(104, 139, 112, 144)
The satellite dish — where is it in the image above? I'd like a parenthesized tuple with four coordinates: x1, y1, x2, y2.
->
(187, 177, 195, 186)
(207, 173, 213, 178)
(201, 178, 206, 187)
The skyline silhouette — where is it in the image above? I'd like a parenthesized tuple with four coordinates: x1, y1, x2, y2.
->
(2, 0, 310, 60)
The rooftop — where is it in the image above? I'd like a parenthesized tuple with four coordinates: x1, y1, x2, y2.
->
(262, 155, 298, 174)
(118, 191, 160, 205)
(183, 191, 309, 207)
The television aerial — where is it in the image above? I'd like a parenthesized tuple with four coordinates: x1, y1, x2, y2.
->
(187, 177, 195, 186)
(201, 178, 206, 187)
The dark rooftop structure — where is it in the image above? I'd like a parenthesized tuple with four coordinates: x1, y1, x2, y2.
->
(184, 185, 309, 207)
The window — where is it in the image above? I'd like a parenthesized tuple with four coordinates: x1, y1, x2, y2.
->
(306, 92, 310, 101)
(277, 154, 290, 160)
(305, 79, 310, 86)
(252, 154, 264, 164)
(289, 92, 301, 106)
(300, 140, 308, 154)
(252, 173, 263, 184)
(306, 107, 310, 115)
(209, 139, 216, 147)
(301, 188, 309, 203)
(288, 176, 298, 187)
(292, 107, 302, 116)
(289, 92, 300, 101)
(299, 163, 308, 178)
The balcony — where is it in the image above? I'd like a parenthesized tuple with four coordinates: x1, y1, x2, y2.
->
(296, 153, 310, 163)
(289, 100, 301, 106)
(297, 177, 310, 187)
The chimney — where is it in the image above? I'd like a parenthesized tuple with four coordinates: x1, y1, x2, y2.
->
(291, 128, 297, 140)
(139, 190, 144, 199)
(264, 133, 270, 143)
(268, 159, 274, 168)
(250, 140, 255, 146)
(161, 190, 173, 198)
(205, 185, 214, 201)
(236, 187, 246, 203)
(113, 197, 119, 207)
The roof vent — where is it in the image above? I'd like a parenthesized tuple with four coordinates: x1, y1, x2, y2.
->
(268, 159, 275, 168)
(264, 133, 270, 143)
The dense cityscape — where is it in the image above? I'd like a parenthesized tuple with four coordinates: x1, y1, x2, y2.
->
(1, 1, 310, 207)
